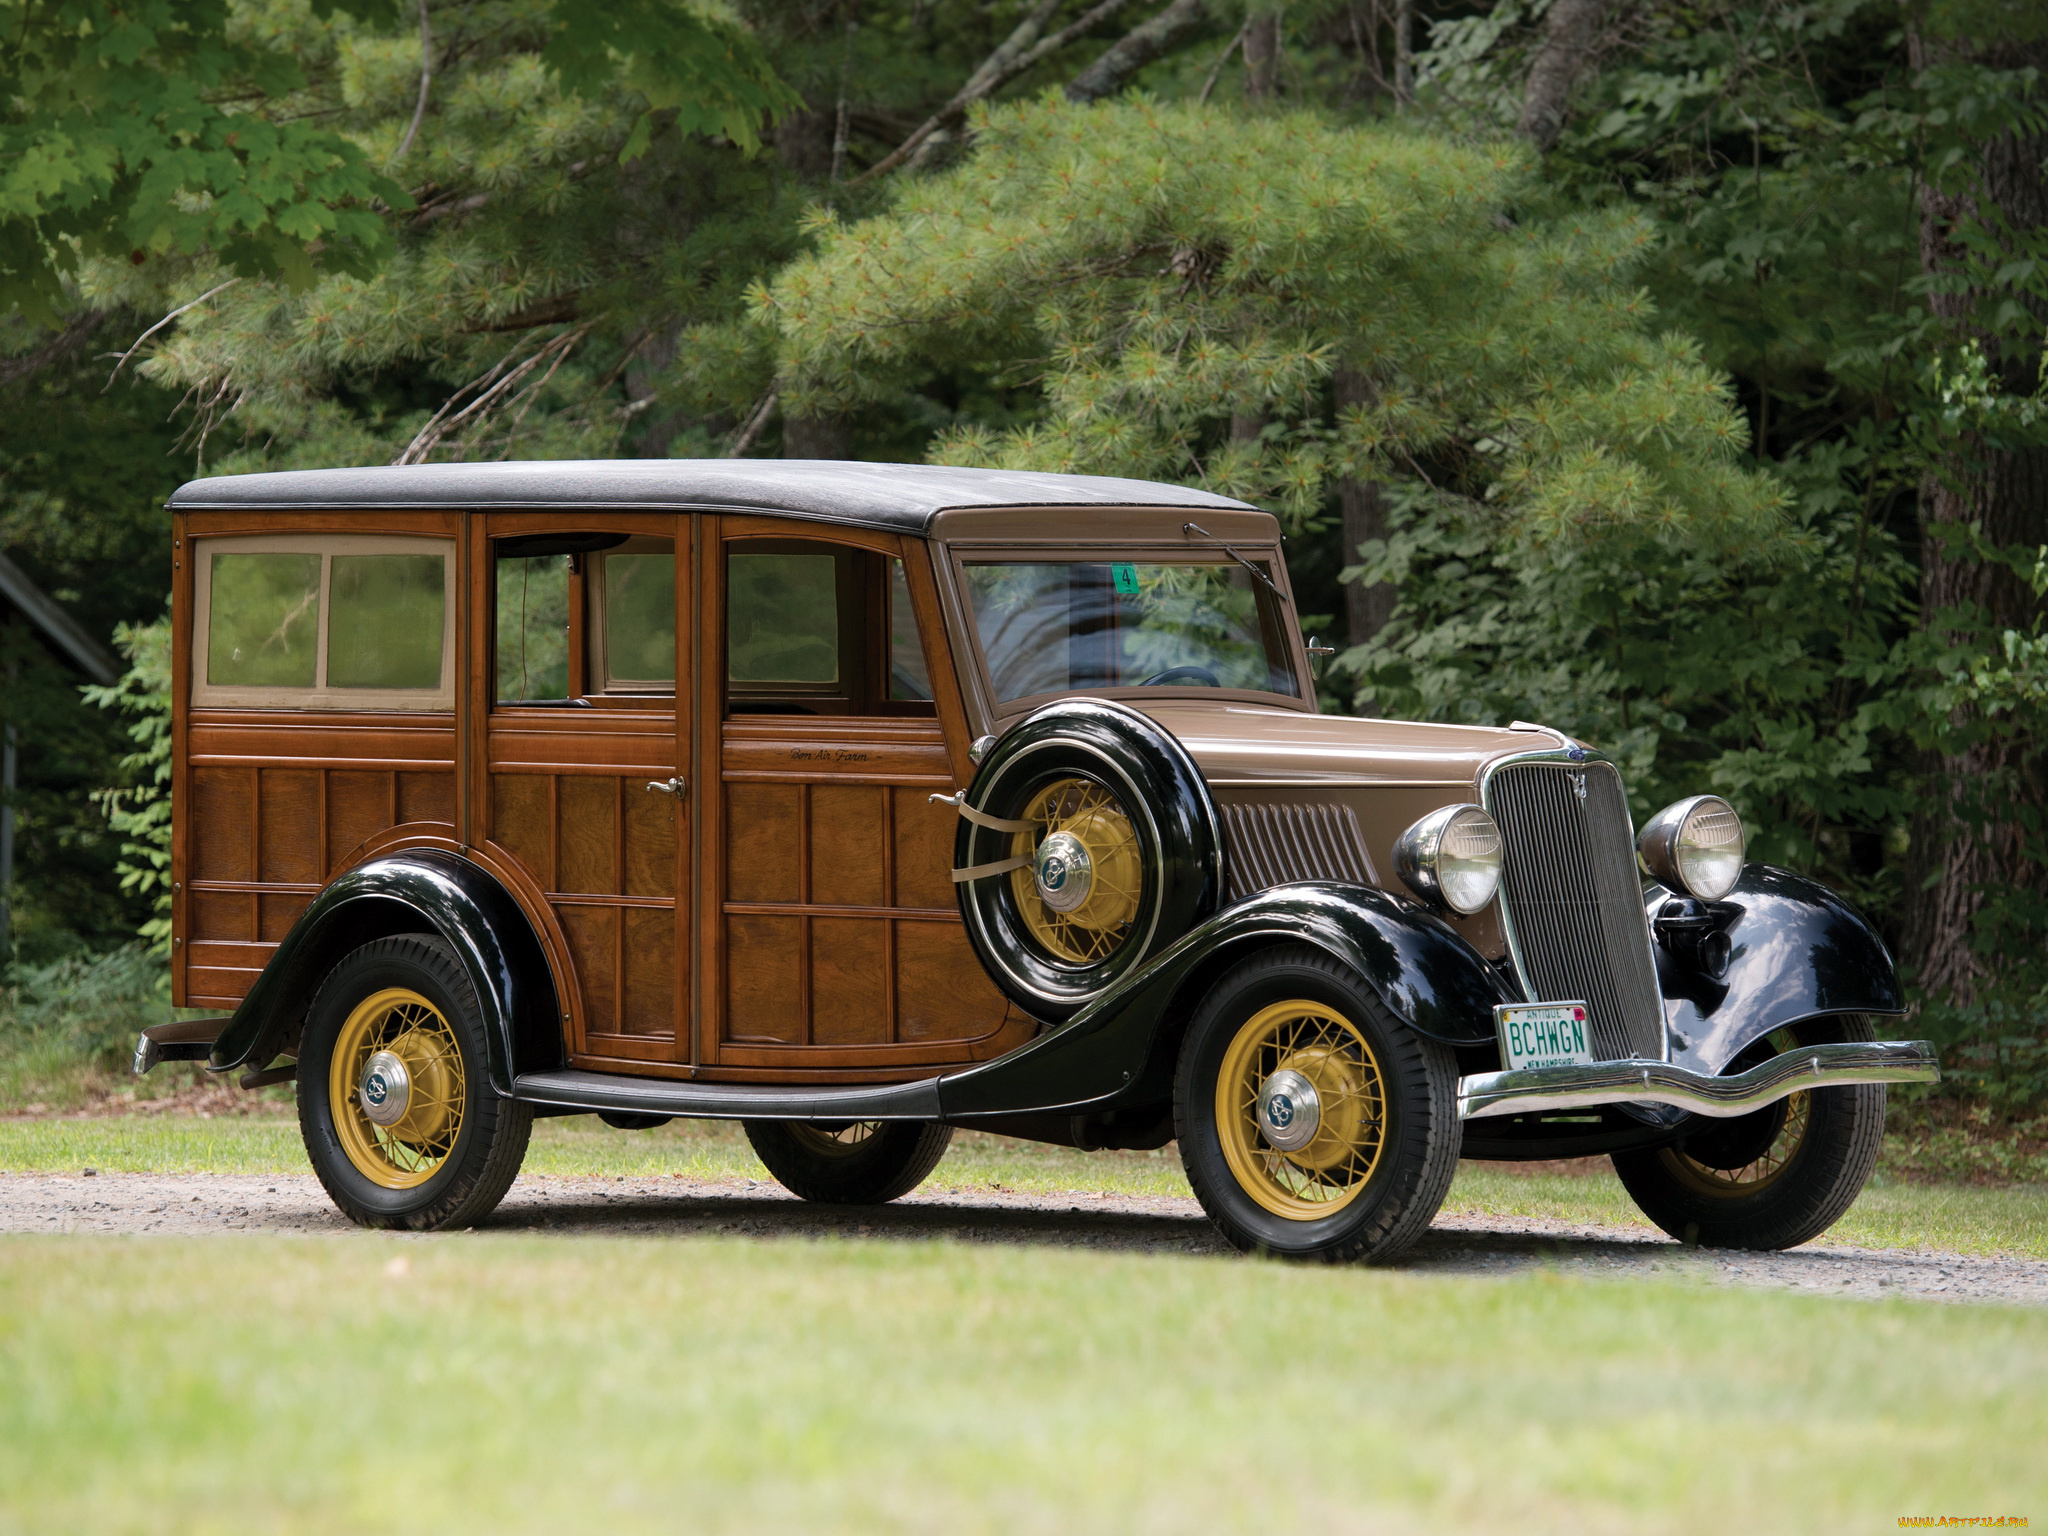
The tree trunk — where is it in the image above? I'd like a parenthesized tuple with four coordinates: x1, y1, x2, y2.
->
(783, 413, 852, 460)
(1515, 0, 1609, 151)
(1243, 9, 1281, 103)
(1902, 26, 2048, 1006)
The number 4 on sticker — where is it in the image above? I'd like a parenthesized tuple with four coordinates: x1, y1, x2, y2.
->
(1110, 563, 1141, 595)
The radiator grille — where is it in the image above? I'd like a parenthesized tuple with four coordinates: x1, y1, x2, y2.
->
(1221, 801, 1377, 903)
(1484, 761, 1665, 1061)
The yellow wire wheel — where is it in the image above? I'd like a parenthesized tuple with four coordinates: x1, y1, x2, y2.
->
(1660, 1090, 1811, 1197)
(1007, 776, 1145, 965)
(1214, 999, 1389, 1221)
(327, 986, 468, 1190)
(786, 1122, 885, 1158)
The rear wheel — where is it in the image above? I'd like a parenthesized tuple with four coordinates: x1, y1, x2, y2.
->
(298, 934, 531, 1231)
(1175, 945, 1459, 1263)
(744, 1120, 954, 1205)
(1611, 1016, 1885, 1249)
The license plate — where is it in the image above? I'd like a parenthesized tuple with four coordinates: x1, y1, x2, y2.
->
(1494, 1002, 1596, 1072)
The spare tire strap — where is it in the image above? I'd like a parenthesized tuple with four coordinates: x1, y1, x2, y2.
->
(951, 854, 1032, 884)
(929, 791, 1038, 834)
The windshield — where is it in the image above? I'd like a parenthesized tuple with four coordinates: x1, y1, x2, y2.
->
(963, 559, 1299, 703)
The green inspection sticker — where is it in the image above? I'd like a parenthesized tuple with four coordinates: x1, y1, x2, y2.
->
(1110, 563, 1141, 595)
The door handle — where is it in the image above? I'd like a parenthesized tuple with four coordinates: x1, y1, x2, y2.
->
(644, 777, 686, 797)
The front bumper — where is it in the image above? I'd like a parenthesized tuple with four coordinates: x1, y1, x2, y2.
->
(1457, 1039, 1939, 1122)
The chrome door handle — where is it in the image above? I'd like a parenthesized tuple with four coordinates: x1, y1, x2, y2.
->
(644, 777, 686, 797)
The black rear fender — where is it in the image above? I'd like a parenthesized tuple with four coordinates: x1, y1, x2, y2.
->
(938, 881, 1510, 1120)
(205, 851, 563, 1095)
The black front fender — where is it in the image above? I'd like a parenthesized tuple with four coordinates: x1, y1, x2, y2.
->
(938, 882, 1510, 1120)
(206, 851, 562, 1095)
(1652, 864, 1905, 1077)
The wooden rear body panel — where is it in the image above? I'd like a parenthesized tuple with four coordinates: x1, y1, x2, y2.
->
(170, 504, 1031, 1081)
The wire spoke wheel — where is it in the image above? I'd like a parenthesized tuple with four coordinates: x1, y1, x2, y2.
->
(785, 1121, 886, 1159)
(328, 986, 467, 1190)
(1611, 1016, 1886, 1251)
(1664, 1091, 1810, 1196)
(1215, 999, 1388, 1221)
(1007, 776, 1145, 965)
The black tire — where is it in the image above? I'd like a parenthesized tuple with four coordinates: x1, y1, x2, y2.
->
(297, 934, 532, 1231)
(1174, 945, 1460, 1263)
(744, 1120, 955, 1204)
(955, 698, 1223, 1023)
(1611, 1015, 1886, 1250)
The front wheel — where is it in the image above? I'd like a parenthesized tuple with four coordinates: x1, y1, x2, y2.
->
(297, 934, 532, 1231)
(744, 1120, 954, 1205)
(1175, 945, 1460, 1263)
(1611, 1016, 1885, 1250)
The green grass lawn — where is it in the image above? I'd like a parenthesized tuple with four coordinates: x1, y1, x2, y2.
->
(5, 1113, 2046, 1258)
(0, 1233, 2041, 1534)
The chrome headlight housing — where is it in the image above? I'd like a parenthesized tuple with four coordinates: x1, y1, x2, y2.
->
(1394, 804, 1503, 916)
(1638, 795, 1746, 901)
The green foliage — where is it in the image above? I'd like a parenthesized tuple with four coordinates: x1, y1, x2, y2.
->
(1342, 453, 1917, 894)
(81, 620, 174, 955)
(0, 942, 173, 1109)
(0, 0, 406, 319)
(764, 98, 1780, 538)
(125, 0, 803, 472)
(541, 0, 799, 160)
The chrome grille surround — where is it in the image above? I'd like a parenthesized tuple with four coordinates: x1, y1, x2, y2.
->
(1479, 751, 1666, 1062)
(1219, 800, 1377, 904)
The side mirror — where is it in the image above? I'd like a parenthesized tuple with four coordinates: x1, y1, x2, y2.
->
(1305, 636, 1337, 679)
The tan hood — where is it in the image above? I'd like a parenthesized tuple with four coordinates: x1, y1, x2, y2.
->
(1130, 700, 1565, 787)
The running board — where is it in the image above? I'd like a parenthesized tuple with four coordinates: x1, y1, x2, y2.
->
(510, 1069, 943, 1122)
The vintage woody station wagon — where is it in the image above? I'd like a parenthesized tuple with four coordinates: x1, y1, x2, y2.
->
(135, 460, 1938, 1262)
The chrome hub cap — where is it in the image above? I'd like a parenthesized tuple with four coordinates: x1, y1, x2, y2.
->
(1033, 831, 1095, 914)
(358, 1049, 412, 1128)
(1257, 1068, 1320, 1153)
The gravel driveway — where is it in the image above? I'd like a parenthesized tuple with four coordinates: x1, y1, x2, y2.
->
(5, 1170, 2044, 1306)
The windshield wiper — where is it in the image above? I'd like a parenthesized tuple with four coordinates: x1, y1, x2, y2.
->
(1181, 522, 1288, 604)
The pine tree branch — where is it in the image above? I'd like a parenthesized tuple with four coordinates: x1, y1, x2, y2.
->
(1064, 0, 1210, 104)
(854, 0, 1137, 184)
(391, 0, 434, 165)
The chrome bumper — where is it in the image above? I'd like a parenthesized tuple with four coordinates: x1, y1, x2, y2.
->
(1457, 1040, 1940, 1122)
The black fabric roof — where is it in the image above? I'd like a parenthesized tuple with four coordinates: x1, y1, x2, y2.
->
(166, 459, 1258, 534)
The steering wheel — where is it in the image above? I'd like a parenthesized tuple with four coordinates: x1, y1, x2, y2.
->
(1138, 665, 1222, 688)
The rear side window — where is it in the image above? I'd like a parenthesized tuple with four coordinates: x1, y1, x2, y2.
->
(193, 535, 455, 710)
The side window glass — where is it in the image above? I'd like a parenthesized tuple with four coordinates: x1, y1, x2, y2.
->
(329, 554, 445, 690)
(888, 558, 931, 702)
(728, 549, 840, 687)
(495, 554, 570, 702)
(207, 552, 322, 688)
(593, 543, 676, 691)
(194, 537, 452, 708)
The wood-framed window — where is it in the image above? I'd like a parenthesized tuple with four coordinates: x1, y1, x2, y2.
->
(191, 533, 456, 710)
(492, 531, 678, 704)
(723, 536, 935, 717)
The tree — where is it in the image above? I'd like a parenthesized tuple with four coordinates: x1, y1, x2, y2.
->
(1901, 4, 2048, 1009)
(0, 0, 402, 320)
(763, 97, 1778, 541)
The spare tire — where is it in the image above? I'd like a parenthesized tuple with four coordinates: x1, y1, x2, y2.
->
(951, 698, 1224, 1023)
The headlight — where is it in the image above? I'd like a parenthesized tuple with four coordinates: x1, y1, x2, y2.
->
(1638, 795, 1746, 901)
(1394, 804, 1503, 916)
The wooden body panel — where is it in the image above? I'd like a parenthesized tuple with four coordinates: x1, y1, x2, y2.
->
(689, 516, 1031, 1076)
(171, 503, 1031, 1078)
(180, 709, 459, 1006)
